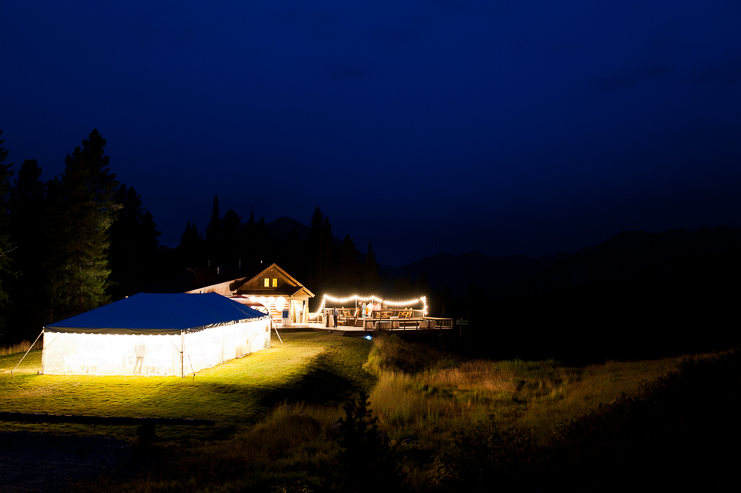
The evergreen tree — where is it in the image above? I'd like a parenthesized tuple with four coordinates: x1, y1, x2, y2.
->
(309, 206, 324, 231)
(255, 216, 270, 264)
(307, 206, 325, 291)
(206, 195, 221, 241)
(45, 177, 65, 324)
(178, 220, 203, 267)
(51, 129, 119, 320)
(322, 216, 334, 281)
(362, 242, 380, 294)
(283, 227, 302, 276)
(332, 234, 363, 295)
(415, 272, 430, 297)
(0, 132, 15, 337)
(240, 209, 257, 265)
(8, 159, 48, 337)
(393, 272, 414, 299)
(206, 195, 222, 265)
(221, 209, 242, 267)
(108, 184, 161, 299)
(435, 285, 454, 318)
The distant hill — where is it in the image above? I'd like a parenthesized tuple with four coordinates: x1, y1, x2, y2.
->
(265, 216, 312, 240)
(384, 226, 741, 299)
(264, 217, 741, 302)
(534, 225, 741, 292)
(383, 250, 569, 298)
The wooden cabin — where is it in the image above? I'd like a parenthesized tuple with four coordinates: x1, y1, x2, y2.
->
(186, 263, 314, 325)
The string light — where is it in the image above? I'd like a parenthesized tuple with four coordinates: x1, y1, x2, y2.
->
(316, 294, 427, 316)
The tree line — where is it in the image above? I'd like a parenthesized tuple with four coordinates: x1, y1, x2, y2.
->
(182, 200, 387, 311)
(0, 129, 166, 343)
(0, 128, 439, 344)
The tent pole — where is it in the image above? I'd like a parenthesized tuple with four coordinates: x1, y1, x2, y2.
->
(180, 330, 184, 379)
(11, 329, 44, 378)
(273, 319, 283, 345)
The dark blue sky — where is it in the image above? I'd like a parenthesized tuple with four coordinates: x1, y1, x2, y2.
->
(2, 1, 740, 266)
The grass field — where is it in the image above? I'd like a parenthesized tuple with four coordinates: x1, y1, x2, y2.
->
(362, 334, 712, 449)
(1, 331, 731, 492)
(0, 332, 375, 440)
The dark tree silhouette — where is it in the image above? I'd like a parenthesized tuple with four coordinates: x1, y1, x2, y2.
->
(206, 195, 222, 266)
(393, 272, 414, 299)
(308, 206, 325, 292)
(178, 221, 203, 267)
(255, 216, 270, 264)
(221, 209, 242, 267)
(0, 131, 14, 337)
(108, 184, 161, 299)
(330, 234, 363, 295)
(322, 216, 333, 281)
(49, 129, 120, 320)
(8, 159, 48, 337)
(362, 242, 380, 294)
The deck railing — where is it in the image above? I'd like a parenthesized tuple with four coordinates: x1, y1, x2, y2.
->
(360, 317, 454, 331)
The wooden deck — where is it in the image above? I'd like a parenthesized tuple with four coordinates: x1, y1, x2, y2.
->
(313, 317, 454, 336)
(272, 318, 454, 337)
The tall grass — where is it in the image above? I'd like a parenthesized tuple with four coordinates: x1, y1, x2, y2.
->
(12, 331, 727, 492)
(363, 334, 711, 448)
(70, 401, 344, 493)
(0, 339, 40, 356)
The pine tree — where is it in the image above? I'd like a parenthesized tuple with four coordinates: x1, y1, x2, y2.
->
(332, 234, 363, 294)
(0, 131, 15, 336)
(51, 129, 119, 319)
(240, 210, 257, 265)
(322, 216, 334, 280)
(415, 272, 430, 297)
(221, 209, 242, 268)
(206, 195, 221, 241)
(307, 206, 325, 292)
(178, 221, 203, 267)
(362, 242, 380, 294)
(393, 272, 414, 299)
(255, 216, 270, 264)
(108, 184, 161, 299)
(206, 195, 222, 266)
(8, 159, 48, 337)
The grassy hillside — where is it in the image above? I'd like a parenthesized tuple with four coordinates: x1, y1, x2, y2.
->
(0, 333, 374, 440)
(363, 334, 698, 445)
(2, 333, 736, 492)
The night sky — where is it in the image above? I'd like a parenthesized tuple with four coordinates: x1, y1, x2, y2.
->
(3, 1, 740, 266)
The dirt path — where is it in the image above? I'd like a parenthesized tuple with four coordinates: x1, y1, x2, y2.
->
(0, 432, 132, 492)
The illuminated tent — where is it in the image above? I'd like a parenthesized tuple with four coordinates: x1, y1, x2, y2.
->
(41, 293, 271, 377)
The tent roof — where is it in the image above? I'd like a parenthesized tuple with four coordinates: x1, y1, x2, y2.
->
(44, 293, 267, 335)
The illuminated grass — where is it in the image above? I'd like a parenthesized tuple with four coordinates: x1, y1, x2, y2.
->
(45, 332, 730, 492)
(363, 335, 718, 449)
(0, 333, 374, 440)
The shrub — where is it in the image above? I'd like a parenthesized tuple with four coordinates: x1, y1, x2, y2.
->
(335, 390, 401, 492)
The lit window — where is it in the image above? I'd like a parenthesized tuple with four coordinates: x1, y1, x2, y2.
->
(272, 278, 278, 287)
(264, 278, 269, 287)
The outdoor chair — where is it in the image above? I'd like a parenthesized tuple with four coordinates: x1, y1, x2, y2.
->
(63, 354, 81, 374)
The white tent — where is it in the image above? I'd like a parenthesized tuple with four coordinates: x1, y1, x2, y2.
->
(41, 293, 271, 377)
